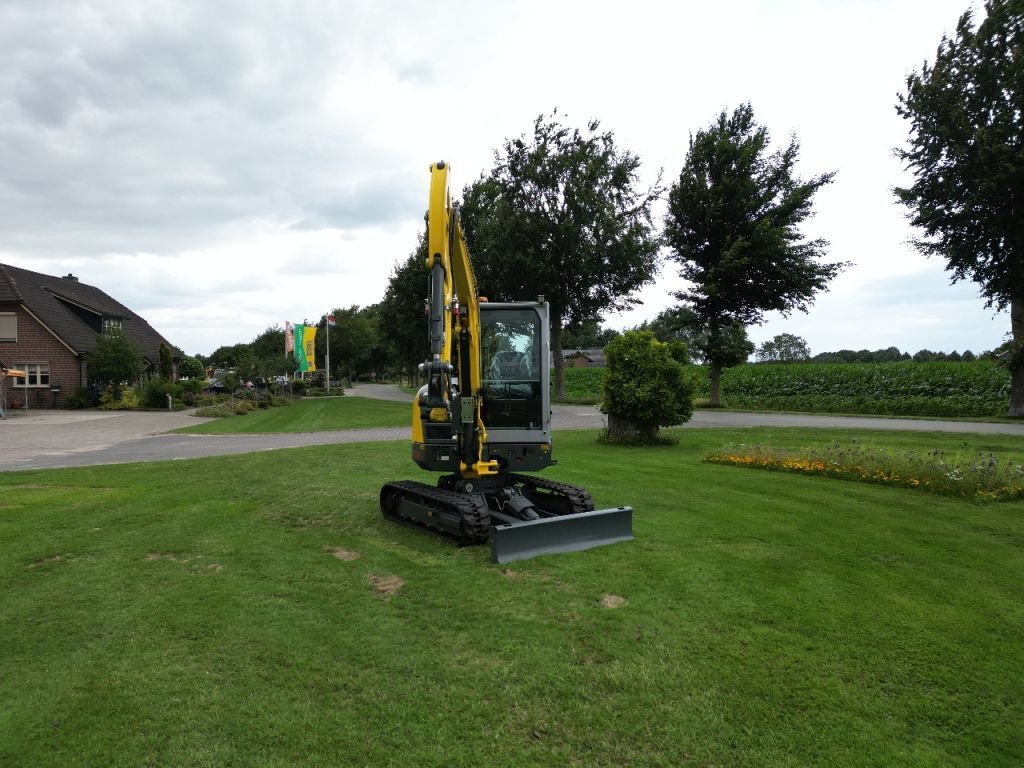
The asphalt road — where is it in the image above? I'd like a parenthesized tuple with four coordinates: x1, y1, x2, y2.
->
(1, 384, 1022, 473)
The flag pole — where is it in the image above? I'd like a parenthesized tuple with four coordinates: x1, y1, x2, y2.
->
(325, 314, 331, 392)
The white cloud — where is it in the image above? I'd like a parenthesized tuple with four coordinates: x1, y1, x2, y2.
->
(0, 0, 1000, 356)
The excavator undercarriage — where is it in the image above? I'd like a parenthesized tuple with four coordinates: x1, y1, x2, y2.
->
(381, 474, 633, 563)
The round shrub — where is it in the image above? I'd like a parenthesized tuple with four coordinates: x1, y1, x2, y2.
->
(602, 330, 694, 443)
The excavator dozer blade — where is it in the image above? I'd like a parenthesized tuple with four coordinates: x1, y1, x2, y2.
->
(490, 506, 633, 564)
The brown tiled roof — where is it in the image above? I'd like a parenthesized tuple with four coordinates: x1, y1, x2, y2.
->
(0, 263, 182, 362)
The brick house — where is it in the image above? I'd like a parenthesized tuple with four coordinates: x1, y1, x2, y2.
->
(0, 263, 182, 410)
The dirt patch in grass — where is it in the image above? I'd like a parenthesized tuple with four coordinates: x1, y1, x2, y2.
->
(599, 593, 626, 609)
(328, 547, 361, 561)
(368, 574, 404, 596)
(25, 554, 64, 569)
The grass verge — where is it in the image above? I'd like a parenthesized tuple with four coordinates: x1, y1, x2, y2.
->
(1, 428, 1022, 766)
(177, 395, 410, 434)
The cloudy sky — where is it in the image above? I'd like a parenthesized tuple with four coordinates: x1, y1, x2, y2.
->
(0, 0, 1004, 357)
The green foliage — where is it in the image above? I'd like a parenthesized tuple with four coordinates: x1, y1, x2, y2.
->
(178, 355, 205, 380)
(460, 110, 661, 397)
(158, 341, 173, 380)
(378, 239, 428, 379)
(664, 104, 843, 401)
(61, 386, 99, 410)
(88, 329, 144, 386)
(895, 0, 1024, 314)
(707, 360, 1010, 417)
(666, 103, 844, 327)
(319, 305, 381, 383)
(560, 320, 620, 350)
(602, 330, 694, 439)
(142, 378, 182, 409)
(896, 1, 1024, 414)
(98, 385, 139, 410)
(756, 333, 811, 363)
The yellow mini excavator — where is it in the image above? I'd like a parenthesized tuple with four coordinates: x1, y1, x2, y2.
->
(380, 162, 633, 563)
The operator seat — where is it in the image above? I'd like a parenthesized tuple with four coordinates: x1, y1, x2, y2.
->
(489, 350, 532, 381)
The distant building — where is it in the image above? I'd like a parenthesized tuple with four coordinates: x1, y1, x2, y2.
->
(0, 263, 181, 408)
(563, 348, 606, 368)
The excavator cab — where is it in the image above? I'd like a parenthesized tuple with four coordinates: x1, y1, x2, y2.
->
(479, 303, 551, 469)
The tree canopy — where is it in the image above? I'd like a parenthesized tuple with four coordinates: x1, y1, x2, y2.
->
(378, 236, 429, 383)
(895, 0, 1024, 416)
(460, 111, 661, 398)
(756, 333, 812, 363)
(664, 103, 844, 404)
(88, 329, 144, 387)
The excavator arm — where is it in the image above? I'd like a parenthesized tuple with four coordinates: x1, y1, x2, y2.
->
(422, 161, 498, 479)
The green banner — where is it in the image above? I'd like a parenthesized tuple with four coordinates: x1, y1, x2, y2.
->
(293, 324, 317, 372)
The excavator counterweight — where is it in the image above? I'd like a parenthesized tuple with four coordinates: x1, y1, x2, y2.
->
(380, 162, 633, 563)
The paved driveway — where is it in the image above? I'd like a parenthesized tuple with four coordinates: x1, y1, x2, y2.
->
(1, 386, 1022, 472)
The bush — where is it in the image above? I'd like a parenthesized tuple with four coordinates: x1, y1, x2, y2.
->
(62, 386, 99, 410)
(179, 379, 204, 407)
(99, 385, 140, 410)
(142, 378, 183, 409)
(233, 400, 255, 415)
(602, 330, 694, 443)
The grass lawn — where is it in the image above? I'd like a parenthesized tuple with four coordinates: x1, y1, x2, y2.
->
(178, 395, 410, 434)
(1, 428, 1022, 766)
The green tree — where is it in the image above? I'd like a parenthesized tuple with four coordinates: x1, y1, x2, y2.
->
(895, 0, 1024, 416)
(249, 326, 292, 378)
(560, 320, 620, 350)
(460, 111, 662, 399)
(158, 341, 174, 380)
(87, 329, 144, 387)
(319, 305, 378, 385)
(602, 330, 694, 443)
(378, 238, 429, 384)
(665, 104, 845, 405)
(178, 356, 205, 379)
(756, 333, 812, 363)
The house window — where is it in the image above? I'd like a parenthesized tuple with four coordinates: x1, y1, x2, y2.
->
(102, 317, 123, 333)
(0, 312, 15, 342)
(13, 363, 50, 387)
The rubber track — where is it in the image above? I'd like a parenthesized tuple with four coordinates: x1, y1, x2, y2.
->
(507, 473, 595, 515)
(380, 480, 491, 544)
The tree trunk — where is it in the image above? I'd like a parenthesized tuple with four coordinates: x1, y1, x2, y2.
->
(1009, 296, 1024, 418)
(606, 412, 659, 442)
(709, 363, 723, 406)
(551, 324, 566, 401)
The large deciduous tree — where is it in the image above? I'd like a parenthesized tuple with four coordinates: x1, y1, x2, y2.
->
(664, 104, 844, 405)
(460, 111, 661, 399)
(895, 0, 1024, 417)
(378, 236, 429, 385)
(756, 333, 812, 363)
